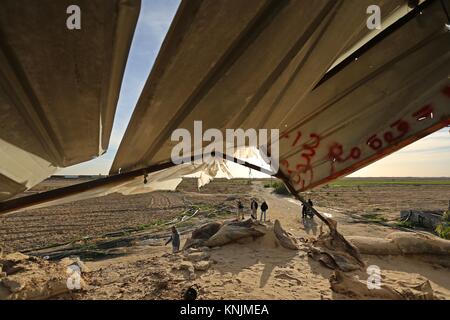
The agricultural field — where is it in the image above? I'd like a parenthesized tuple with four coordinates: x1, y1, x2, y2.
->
(1, 177, 449, 255)
(0, 177, 252, 254)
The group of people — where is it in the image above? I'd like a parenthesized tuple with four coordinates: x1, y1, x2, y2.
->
(165, 197, 315, 254)
(237, 198, 268, 222)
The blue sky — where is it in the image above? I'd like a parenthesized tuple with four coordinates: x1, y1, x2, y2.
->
(60, 0, 181, 176)
(59, 0, 450, 177)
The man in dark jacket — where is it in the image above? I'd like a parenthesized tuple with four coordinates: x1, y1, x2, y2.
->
(237, 200, 244, 220)
(302, 199, 315, 219)
(302, 203, 308, 219)
(260, 201, 268, 222)
(307, 199, 314, 218)
(250, 199, 258, 220)
(165, 226, 180, 253)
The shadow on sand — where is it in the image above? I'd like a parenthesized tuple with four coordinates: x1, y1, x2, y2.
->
(209, 238, 299, 288)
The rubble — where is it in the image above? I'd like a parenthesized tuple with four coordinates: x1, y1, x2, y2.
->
(185, 251, 210, 262)
(180, 261, 194, 270)
(194, 260, 211, 271)
(2, 278, 25, 293)
(273, 219, 300, 250)
(330, 270, 437, 300)
(0, 252, 86, 300)
(60, 256, 90, 273)
(400, 210, 444, 229)
(179, 261, 196, 280)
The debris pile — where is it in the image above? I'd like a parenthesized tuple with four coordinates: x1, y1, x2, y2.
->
(400, 210, 444, 229)
(178, 247, 213, 280)
(273, 219, 301, 250)
(330, 270, 438, 300)
(347, 232, 450, 256)
(307, 223, 365, 273)
(0, 252, 83, 300)
(183, 218, 305, 251)
(183, 219, 265, 249)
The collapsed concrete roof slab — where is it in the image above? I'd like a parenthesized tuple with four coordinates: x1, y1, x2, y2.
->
(0, 0, 140, 200)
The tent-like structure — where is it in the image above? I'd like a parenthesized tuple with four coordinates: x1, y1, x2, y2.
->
(0, 0, 449, 214)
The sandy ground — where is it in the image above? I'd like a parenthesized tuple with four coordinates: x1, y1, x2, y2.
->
(51, 181, 450, 300)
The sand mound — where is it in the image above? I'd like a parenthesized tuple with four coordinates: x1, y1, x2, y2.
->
(330, 269, 439, 300)
(204, 220, 266, 247)
(347, 232, 450, 256)
(273, 219, 301, 250)
(183, 218, 305, 251)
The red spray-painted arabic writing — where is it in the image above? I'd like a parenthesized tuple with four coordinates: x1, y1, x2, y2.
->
(280, 85, 449, 191)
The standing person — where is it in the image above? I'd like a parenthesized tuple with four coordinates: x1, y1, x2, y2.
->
(237, 200, 244, 220)
(301, 202, 307, 219)
(165, 226, 180, 253)
(307, 199, 314, 218)
(260, 200, 268, 222)
(250, 199, 258, 220)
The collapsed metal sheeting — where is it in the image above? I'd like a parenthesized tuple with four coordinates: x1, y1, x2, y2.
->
(0, 0, 449, 213)
(0, 158, 236, 215)
(111, 0, 450, 197)
(0, 0, 141, 201)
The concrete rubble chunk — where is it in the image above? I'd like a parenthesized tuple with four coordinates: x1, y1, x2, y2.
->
(1, 278, 25, 293)
(273, 219, 299, 250)
(179, 261, 196, 280)
(186, 251, 210, 262)
(179, 261, 194, 270)
(194, 260, 211, 271)
(0, 251, 71, 300)
(60, 256, 89, 273)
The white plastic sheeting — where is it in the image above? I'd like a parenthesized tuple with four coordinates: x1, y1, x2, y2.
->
(1, 157, 237, 215)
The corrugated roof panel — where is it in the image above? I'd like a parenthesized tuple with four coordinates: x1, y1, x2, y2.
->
(111, 0, 449, 194)
(0, 0, 140, 200)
